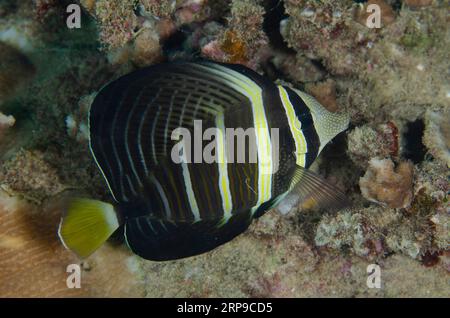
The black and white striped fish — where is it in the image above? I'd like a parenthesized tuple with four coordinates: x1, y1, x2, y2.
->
(58, 61, 349, 261)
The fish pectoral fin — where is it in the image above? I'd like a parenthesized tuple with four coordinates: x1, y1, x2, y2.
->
(275, 165, 350, 215)
(58, 198, 120, 258)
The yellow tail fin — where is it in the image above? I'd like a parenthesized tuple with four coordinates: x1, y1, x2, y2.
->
(58, 198, 120, 258)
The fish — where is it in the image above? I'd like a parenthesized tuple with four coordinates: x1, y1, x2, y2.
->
(58, 61, 350, 261)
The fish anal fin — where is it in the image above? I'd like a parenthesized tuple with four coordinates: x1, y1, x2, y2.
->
(125, 211, 253, 261)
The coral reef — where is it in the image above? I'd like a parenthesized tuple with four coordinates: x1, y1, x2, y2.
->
(0, 0, 448, 297)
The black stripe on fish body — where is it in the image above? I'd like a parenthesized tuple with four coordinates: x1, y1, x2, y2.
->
(153, 161, 197, 222)
(269, 129, 298, 196)
(301, 125, 320, 168)
(282, 86, 320, 168)
(227, 163, 259, 213)
(133, 166, 202, 222)
(260, 85, 298, 200)
(233, 64, 299, 207)
(132, 87, 162, 173)
(186, 162, 223, 220)
(222, 104, 259, 214)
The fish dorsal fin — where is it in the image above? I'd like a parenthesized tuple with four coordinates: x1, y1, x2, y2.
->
(276, 165, 350, 215)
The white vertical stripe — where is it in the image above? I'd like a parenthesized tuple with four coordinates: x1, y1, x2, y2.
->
(137, 90, 160, 171)
(150, 102, 161, 165)
(178, 94, 202, 221)
(215, 113, 233, 220)
(110, 88, 130, 201)
(181, 161, 201, 222)
(124, 89, 146, 187)
(149, 174, 172, 219)
(163, 93, 176, 155)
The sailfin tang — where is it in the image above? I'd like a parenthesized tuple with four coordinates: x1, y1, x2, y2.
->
(58, 198, 120, 258)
